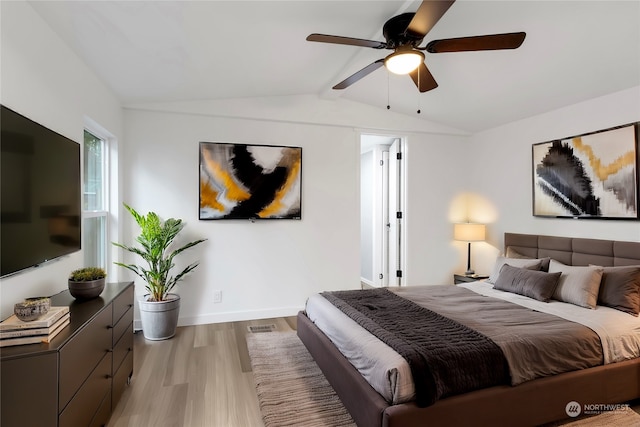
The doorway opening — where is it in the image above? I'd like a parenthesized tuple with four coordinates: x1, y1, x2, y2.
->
(360, 134, 405, 288)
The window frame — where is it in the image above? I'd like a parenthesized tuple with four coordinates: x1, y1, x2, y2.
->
(82, 126, 110, 269)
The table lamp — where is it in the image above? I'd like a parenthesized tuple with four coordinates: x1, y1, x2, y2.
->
(454, 223, 486, 276)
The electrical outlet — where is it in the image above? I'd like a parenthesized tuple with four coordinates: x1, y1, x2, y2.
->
(213, 290, 222, 303)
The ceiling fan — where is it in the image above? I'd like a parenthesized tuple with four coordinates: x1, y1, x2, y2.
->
(307, 0, 526, 93)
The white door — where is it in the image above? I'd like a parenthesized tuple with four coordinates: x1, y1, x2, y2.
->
(388, 139, 402, 286)
(380, 150, 390, 287)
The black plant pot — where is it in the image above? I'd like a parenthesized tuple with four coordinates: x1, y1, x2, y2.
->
(68, 278, 105, 300)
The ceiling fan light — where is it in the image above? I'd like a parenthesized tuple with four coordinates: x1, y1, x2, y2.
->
(384, 50, 424, 75)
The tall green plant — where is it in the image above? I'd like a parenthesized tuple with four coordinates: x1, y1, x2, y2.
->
(113, 204, 206, 302)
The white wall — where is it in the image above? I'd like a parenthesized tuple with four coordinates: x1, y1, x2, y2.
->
(122, 108, 359, 325)
(467, 86, 640, 275)
(404, 133, 471, 285)
(0, 2, 123, 319)
(122, 101, 468, 325)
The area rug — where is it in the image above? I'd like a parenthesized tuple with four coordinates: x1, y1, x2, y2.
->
(247, 331, 355, 426)
(542, 406, 640, 427)
(247, 331, 640, 427)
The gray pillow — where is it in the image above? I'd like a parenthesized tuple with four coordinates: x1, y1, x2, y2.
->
(493, 264, 562, 302)
(505, 247, 551, 271)
(487, 256, 543, 284)
(597, 266, 640, 316)
(548, 260, 603, 309)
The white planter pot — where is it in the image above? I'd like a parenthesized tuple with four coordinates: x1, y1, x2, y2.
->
(139, 293, 180, 341)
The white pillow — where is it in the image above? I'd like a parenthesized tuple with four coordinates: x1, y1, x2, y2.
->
(487, 256, 543, 284)
(548, 259, 604, 309)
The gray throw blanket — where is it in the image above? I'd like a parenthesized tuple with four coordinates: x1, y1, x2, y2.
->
(321, 288, 510, 407)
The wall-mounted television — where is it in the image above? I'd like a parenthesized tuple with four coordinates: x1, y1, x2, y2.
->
(199, 142, 302, 220)
(1, 105, 81, 278)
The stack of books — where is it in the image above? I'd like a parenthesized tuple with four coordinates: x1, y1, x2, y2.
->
(0, 306, 70, 347)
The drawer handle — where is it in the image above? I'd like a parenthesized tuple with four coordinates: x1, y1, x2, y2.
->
(128, 304, 134, 308)
(105, 374, 112, 379)
(106, 349, 113, 353)
(107, 325, 114, 329)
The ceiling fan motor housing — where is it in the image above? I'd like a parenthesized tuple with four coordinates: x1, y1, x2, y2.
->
(382, 13, 425, 49)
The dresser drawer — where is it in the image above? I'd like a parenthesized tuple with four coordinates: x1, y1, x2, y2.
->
(112, 303, 133, 346)
(59, 306, 112, 410)
(113, 322, 133, 373)
(59, 352, 112, 427)
(113, 285, 134, 326)
(112, 350, 133, 409)
(1, 353, 58, 427)
(89, 390, 111, 427)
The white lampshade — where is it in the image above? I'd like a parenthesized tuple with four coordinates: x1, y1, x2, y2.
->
(454, 223, 486, 242)
(384, 50, 424, 75)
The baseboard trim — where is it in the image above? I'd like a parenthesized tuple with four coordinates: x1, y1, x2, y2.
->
(360, 277, 376, 289)
(133, 305, 304, 331)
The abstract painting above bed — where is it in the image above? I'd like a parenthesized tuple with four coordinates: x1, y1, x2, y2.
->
(532, 122, 639, 219)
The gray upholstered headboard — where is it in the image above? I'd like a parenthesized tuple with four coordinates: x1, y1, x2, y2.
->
(504, 233, 640, 267)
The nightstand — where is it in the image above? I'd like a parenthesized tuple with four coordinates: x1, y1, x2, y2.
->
(454, 274, 489, 284)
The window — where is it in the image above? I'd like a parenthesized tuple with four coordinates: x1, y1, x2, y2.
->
(83, 129, 108, 268)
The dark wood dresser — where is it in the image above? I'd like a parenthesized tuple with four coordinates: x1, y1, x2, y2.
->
(1, 281, 134, 427)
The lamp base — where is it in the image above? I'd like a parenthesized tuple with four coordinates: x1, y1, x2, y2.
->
(464, 269, 475, 276)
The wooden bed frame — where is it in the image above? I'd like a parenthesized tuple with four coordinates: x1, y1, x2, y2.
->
(297, 233, 640, 427)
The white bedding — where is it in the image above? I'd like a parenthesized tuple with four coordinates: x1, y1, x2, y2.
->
(305, 282, 640, 405)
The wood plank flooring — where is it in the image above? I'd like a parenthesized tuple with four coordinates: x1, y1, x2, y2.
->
(108, 317, 296, 427)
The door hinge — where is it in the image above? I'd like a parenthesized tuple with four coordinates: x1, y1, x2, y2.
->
(380, 159, 384, 166)
(396, 211, 402, 219)
(396, 152, 402, 160)
(379, 273, 383, 280)
(396, 270, 403, 278)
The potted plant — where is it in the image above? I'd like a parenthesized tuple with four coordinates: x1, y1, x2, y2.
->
(113, 203, 206, 340)
(68, 267, 107, 299)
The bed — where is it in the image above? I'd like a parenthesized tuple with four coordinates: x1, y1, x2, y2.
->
(297, 233, 640, 427)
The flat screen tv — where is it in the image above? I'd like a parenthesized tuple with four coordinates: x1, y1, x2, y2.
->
(1, 105, 81, 278)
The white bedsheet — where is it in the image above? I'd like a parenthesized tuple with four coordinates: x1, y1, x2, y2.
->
(305, 282, 640, 404)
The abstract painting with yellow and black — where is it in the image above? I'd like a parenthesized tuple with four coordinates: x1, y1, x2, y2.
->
(199, 142, 302, 220)
(533, 123, 638, 219)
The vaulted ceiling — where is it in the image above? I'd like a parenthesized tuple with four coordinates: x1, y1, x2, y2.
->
(29, 1, 640, 133)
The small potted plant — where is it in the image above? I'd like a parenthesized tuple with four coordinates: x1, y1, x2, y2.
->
(68, 267, 107, 299)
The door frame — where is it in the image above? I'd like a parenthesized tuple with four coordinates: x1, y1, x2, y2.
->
(360, 133, 407, 287)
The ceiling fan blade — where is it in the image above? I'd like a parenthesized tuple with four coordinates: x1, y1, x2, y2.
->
(333, 59, 385, 90)
(307, 34, 386, 49)
(406, 0, 456, 39)
(409, 63, 438, 93)
(426, 32, 526, 53)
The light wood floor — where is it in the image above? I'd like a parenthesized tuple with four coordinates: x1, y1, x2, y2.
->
(108, 317, 296, 427)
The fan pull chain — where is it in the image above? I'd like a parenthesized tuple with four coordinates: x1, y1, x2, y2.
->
(387, 70, 390, 110)
(416, 66, 421, 114)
